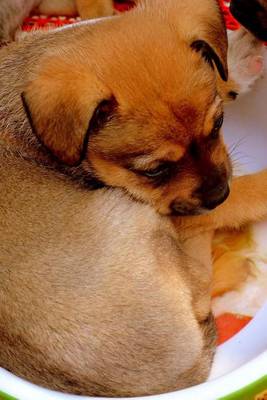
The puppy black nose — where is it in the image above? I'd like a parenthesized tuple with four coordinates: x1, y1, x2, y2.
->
(195, 167, 230, 210)
(201, 184, 230, 210)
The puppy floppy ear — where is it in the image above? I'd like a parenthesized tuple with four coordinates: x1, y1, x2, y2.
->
(191, 39, 228, 81)
(188, 0, 228, 81)
(22, 59, 115, 166)
(140, 0, 228, 80)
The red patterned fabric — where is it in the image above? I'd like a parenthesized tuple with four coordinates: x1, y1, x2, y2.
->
(220, 0, 240, 30)
(22, 0, 240, 32)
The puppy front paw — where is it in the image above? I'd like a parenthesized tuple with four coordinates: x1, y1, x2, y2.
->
(227, 28, 265, 96)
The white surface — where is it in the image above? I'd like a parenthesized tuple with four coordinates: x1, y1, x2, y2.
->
(223, 67, 267, 175)
(210, 301, 267, 379)
(0, 52, 267, 400)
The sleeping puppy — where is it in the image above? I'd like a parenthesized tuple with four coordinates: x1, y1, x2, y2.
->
(0, 0, 231, 215)
(0, 0, 267, 396)
(230, 0, 267, 41)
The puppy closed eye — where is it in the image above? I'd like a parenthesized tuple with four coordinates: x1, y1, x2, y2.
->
(140, 163, 172, 178)
(209, 114, 224, 140)
(132, 162, 176, 183)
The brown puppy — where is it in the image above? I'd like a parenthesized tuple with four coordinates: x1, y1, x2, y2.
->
(0, 0, 267, 396)
(1, 0, 231, 217)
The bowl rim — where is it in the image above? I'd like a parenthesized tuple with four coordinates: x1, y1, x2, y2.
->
(0, 352, 267, 400)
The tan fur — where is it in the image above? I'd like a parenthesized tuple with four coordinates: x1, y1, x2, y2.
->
(37, 0, 114, 19)
(0, 0, 267, 396)
(36, 0, 78, 16)
(76, 0, 114, 18)
(212, 253, 253, 296)
(0, 0, 40, 41)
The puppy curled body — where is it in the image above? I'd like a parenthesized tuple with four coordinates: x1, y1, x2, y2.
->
(0, 0, 267, 396)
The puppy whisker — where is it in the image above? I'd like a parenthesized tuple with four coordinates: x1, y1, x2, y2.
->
(228, 137, 247, 156)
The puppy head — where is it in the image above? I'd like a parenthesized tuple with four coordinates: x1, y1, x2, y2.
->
(22, 2, 231, 216)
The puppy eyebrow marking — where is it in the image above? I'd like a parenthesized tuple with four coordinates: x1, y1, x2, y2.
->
(130, 146, 186, 170)
(130, 154, 157, 169)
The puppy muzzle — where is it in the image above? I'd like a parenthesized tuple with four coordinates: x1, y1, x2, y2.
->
(200, 183, 230, 210)
(194, 167, 230, 210)
(170, 181, 230, 216)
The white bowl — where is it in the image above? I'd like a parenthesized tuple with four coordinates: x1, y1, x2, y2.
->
(0, 53, 267, 400)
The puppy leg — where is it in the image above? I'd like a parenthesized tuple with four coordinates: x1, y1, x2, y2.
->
(177, 170, 267, 233)
(0, 0, 40, 42)
(218, 28, 265, 103)
(76, 0, 114, 19)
